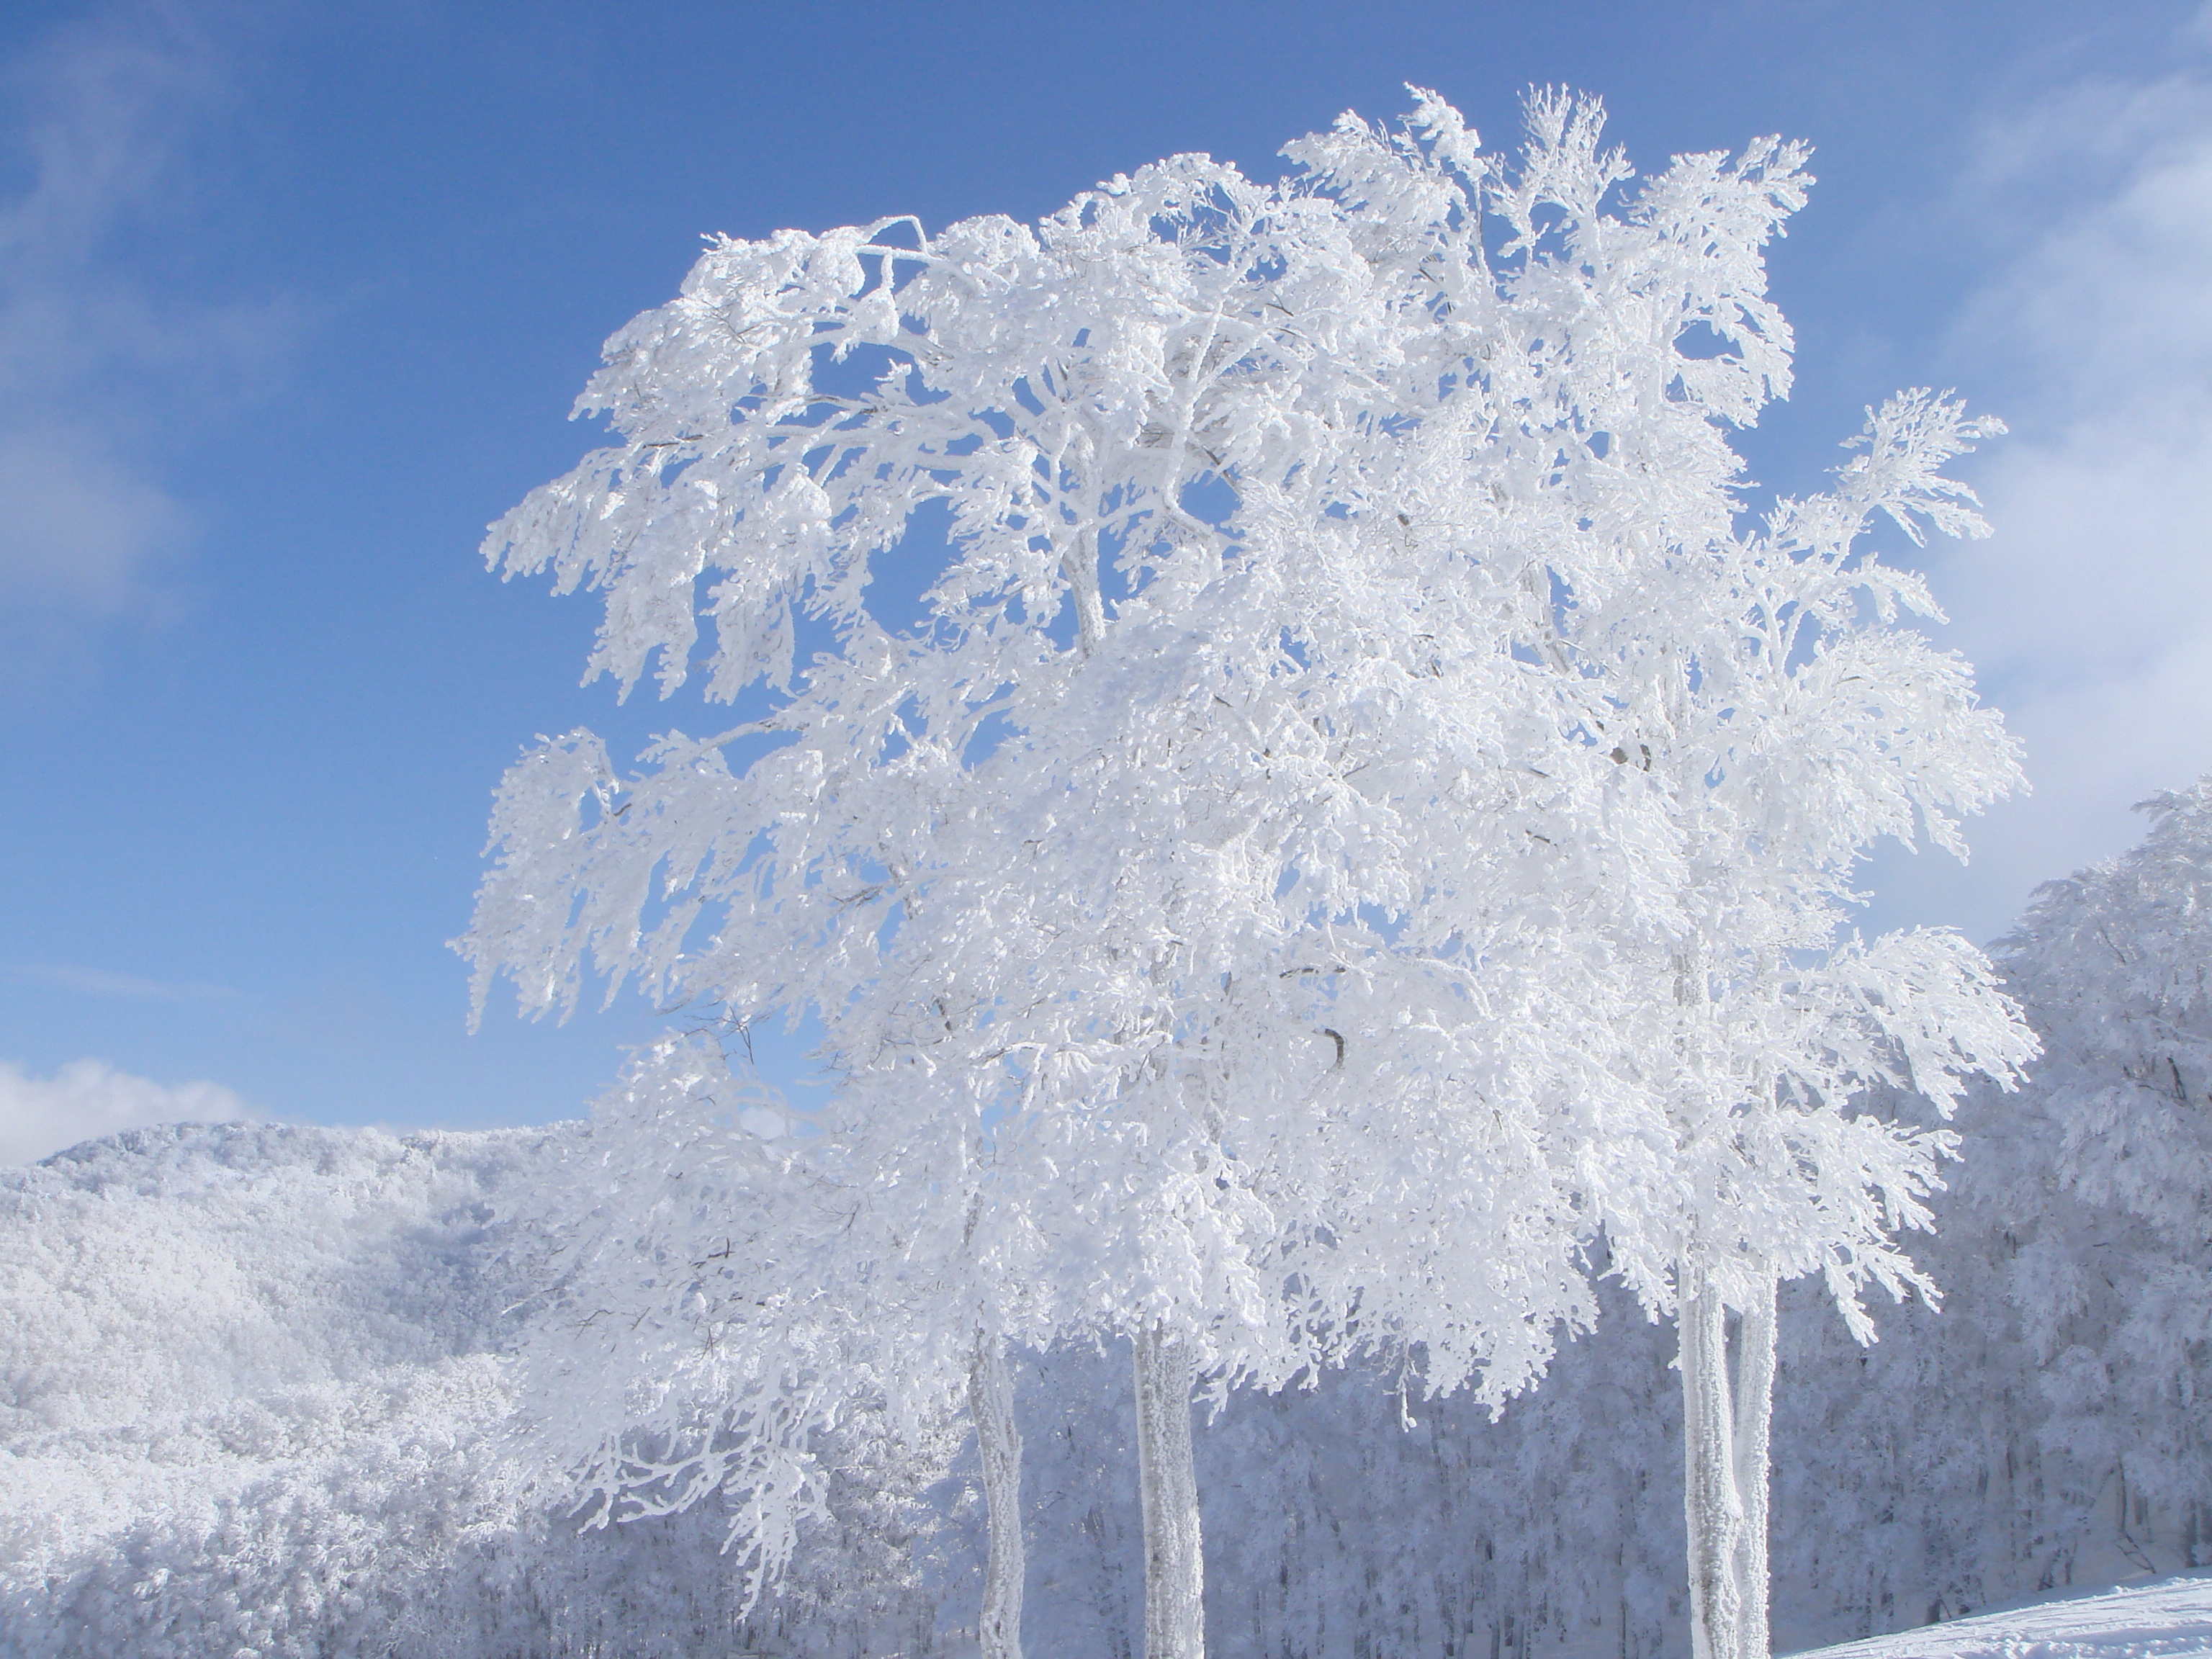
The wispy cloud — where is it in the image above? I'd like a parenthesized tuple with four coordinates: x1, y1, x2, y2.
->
(1869, 11, 2212, 944)
(0, 6, 290, 652)
(0, 1056, 255, 1165)
(5, 963, 240, 1002)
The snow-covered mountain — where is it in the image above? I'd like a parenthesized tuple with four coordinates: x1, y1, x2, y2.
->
(7, 786, 2212, 1658)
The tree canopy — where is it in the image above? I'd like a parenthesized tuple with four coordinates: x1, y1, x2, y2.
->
(461, 88, 2034, 1659)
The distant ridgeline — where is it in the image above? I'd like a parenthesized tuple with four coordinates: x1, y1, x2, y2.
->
(7, 783, 2212, 1659)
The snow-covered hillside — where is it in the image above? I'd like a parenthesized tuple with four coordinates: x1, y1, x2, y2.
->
(0, 1121, 953, 1658)
(1797, 1573, 2212, 1659)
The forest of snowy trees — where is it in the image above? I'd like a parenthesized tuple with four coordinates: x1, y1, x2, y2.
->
(8, 782, 2212, 1657)
(4, 89, 2206, 1659)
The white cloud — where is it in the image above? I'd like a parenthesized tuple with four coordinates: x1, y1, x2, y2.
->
(1867, 19, 2212, 945)
(0, 433, 192, 609)
(0, 8, 284, 639)
(4, 963, 239, 1002)
(0, 1058, 254, 1166)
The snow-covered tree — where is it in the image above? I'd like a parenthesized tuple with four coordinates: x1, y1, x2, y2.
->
(462, 85, 2032, 1658)
(1979, 781, 2212, 1537)
(460, 88, 1615, 1653)
(508, 1031, 1045, 1649)
(1726, 782, 2212, 1643)
(1559, 380, 2040, 1659)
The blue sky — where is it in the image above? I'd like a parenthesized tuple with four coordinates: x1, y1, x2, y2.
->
(3, 0, 2209, 1155)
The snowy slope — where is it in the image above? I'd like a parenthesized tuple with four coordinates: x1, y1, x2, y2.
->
(0, 1120, 960, 1659)
(1797, 1573, 2212, 1659)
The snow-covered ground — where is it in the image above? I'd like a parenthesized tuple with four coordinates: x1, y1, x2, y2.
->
(1799, 1574, 2212, 1659)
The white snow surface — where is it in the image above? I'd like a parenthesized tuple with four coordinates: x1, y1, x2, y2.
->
(1797, 1573, 2212, 1659)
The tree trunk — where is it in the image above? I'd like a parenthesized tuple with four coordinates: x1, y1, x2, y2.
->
(1681, 1276, 1748, 1659)
(1133, 1323, 1205, 1659)
(1061, 529, 1106, 657)
(970, 1336, 1025, 1659)
(1733, 1272, 1778, 1659)
(1681, 1265, 1780, 1659)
